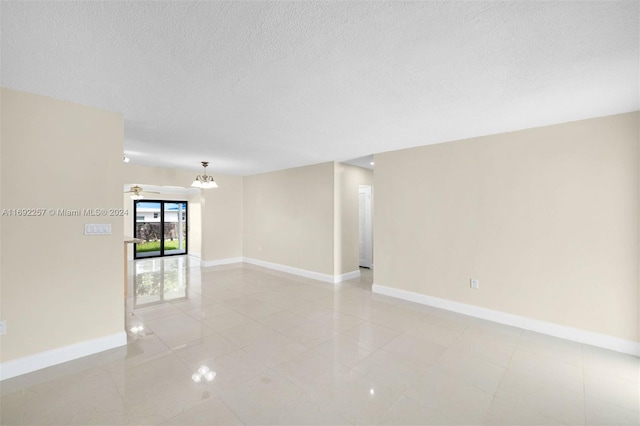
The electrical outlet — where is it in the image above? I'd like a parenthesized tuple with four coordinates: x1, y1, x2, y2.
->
(470, 278, 479, 289)
(0, 320, 6, 335)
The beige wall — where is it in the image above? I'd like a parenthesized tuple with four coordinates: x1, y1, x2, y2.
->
(0, 88, 125, 362)
(243, 162, 335, 275)
(374, 112, 639, 342)
(201, 172, 243, 262)
(122, 164, 242, 262)
(335, 163, 373, 274)
(243, 161, 371, 277)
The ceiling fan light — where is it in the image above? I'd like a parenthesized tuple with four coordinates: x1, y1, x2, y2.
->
(130, 194, 144, 200)
(191, 179, 202, 188)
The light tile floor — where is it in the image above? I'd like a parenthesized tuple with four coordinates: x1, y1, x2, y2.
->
(1, 256, 638, 425)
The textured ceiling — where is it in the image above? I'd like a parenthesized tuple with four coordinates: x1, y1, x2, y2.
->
(2, 1, 638, 175)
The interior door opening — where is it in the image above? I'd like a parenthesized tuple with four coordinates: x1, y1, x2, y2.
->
(359, 185, 373, 268)
(134, 200, 188, 259)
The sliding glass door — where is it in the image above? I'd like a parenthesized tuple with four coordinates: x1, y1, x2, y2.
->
(134, 200, 188, 259)
(163, 202, 187, 256)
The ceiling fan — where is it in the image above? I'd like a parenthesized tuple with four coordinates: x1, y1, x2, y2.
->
(124, 185, 159, 200)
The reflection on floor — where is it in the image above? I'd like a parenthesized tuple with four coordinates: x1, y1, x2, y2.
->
(1, 256, 638, 425)
(133, 256, 189, 308)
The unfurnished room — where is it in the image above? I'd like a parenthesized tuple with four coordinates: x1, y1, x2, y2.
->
(0, 1, 638, 425)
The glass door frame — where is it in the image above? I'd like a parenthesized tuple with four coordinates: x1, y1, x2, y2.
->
(133, 200, 189, 259)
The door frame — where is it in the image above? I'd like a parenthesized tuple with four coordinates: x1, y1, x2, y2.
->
(133, 200, 189, 259)
(359, 185, 373, 268)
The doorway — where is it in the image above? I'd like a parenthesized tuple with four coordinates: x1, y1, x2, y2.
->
(134, 200, 188, 259)
(359, 185, 373, 268)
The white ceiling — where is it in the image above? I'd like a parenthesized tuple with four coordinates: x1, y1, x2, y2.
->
(2, 1, 638, 175)
(344, 155, 374, 170)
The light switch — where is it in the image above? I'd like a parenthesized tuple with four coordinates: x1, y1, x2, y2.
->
(85, 224, 112, 235)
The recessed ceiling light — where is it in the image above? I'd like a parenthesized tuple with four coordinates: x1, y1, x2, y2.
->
(370, 161, 375, 166)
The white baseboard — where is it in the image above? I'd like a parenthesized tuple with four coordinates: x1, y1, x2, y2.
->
(336, 269, 361, 282)
(201, 256, 360, 284)
(243, 257, 359, 284)
(372, 284, 640, 356)
(201, 257, 243, 267)
(0, 331, 127, 381)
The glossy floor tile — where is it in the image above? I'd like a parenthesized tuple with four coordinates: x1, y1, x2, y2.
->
(1, 256, 638, 425)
